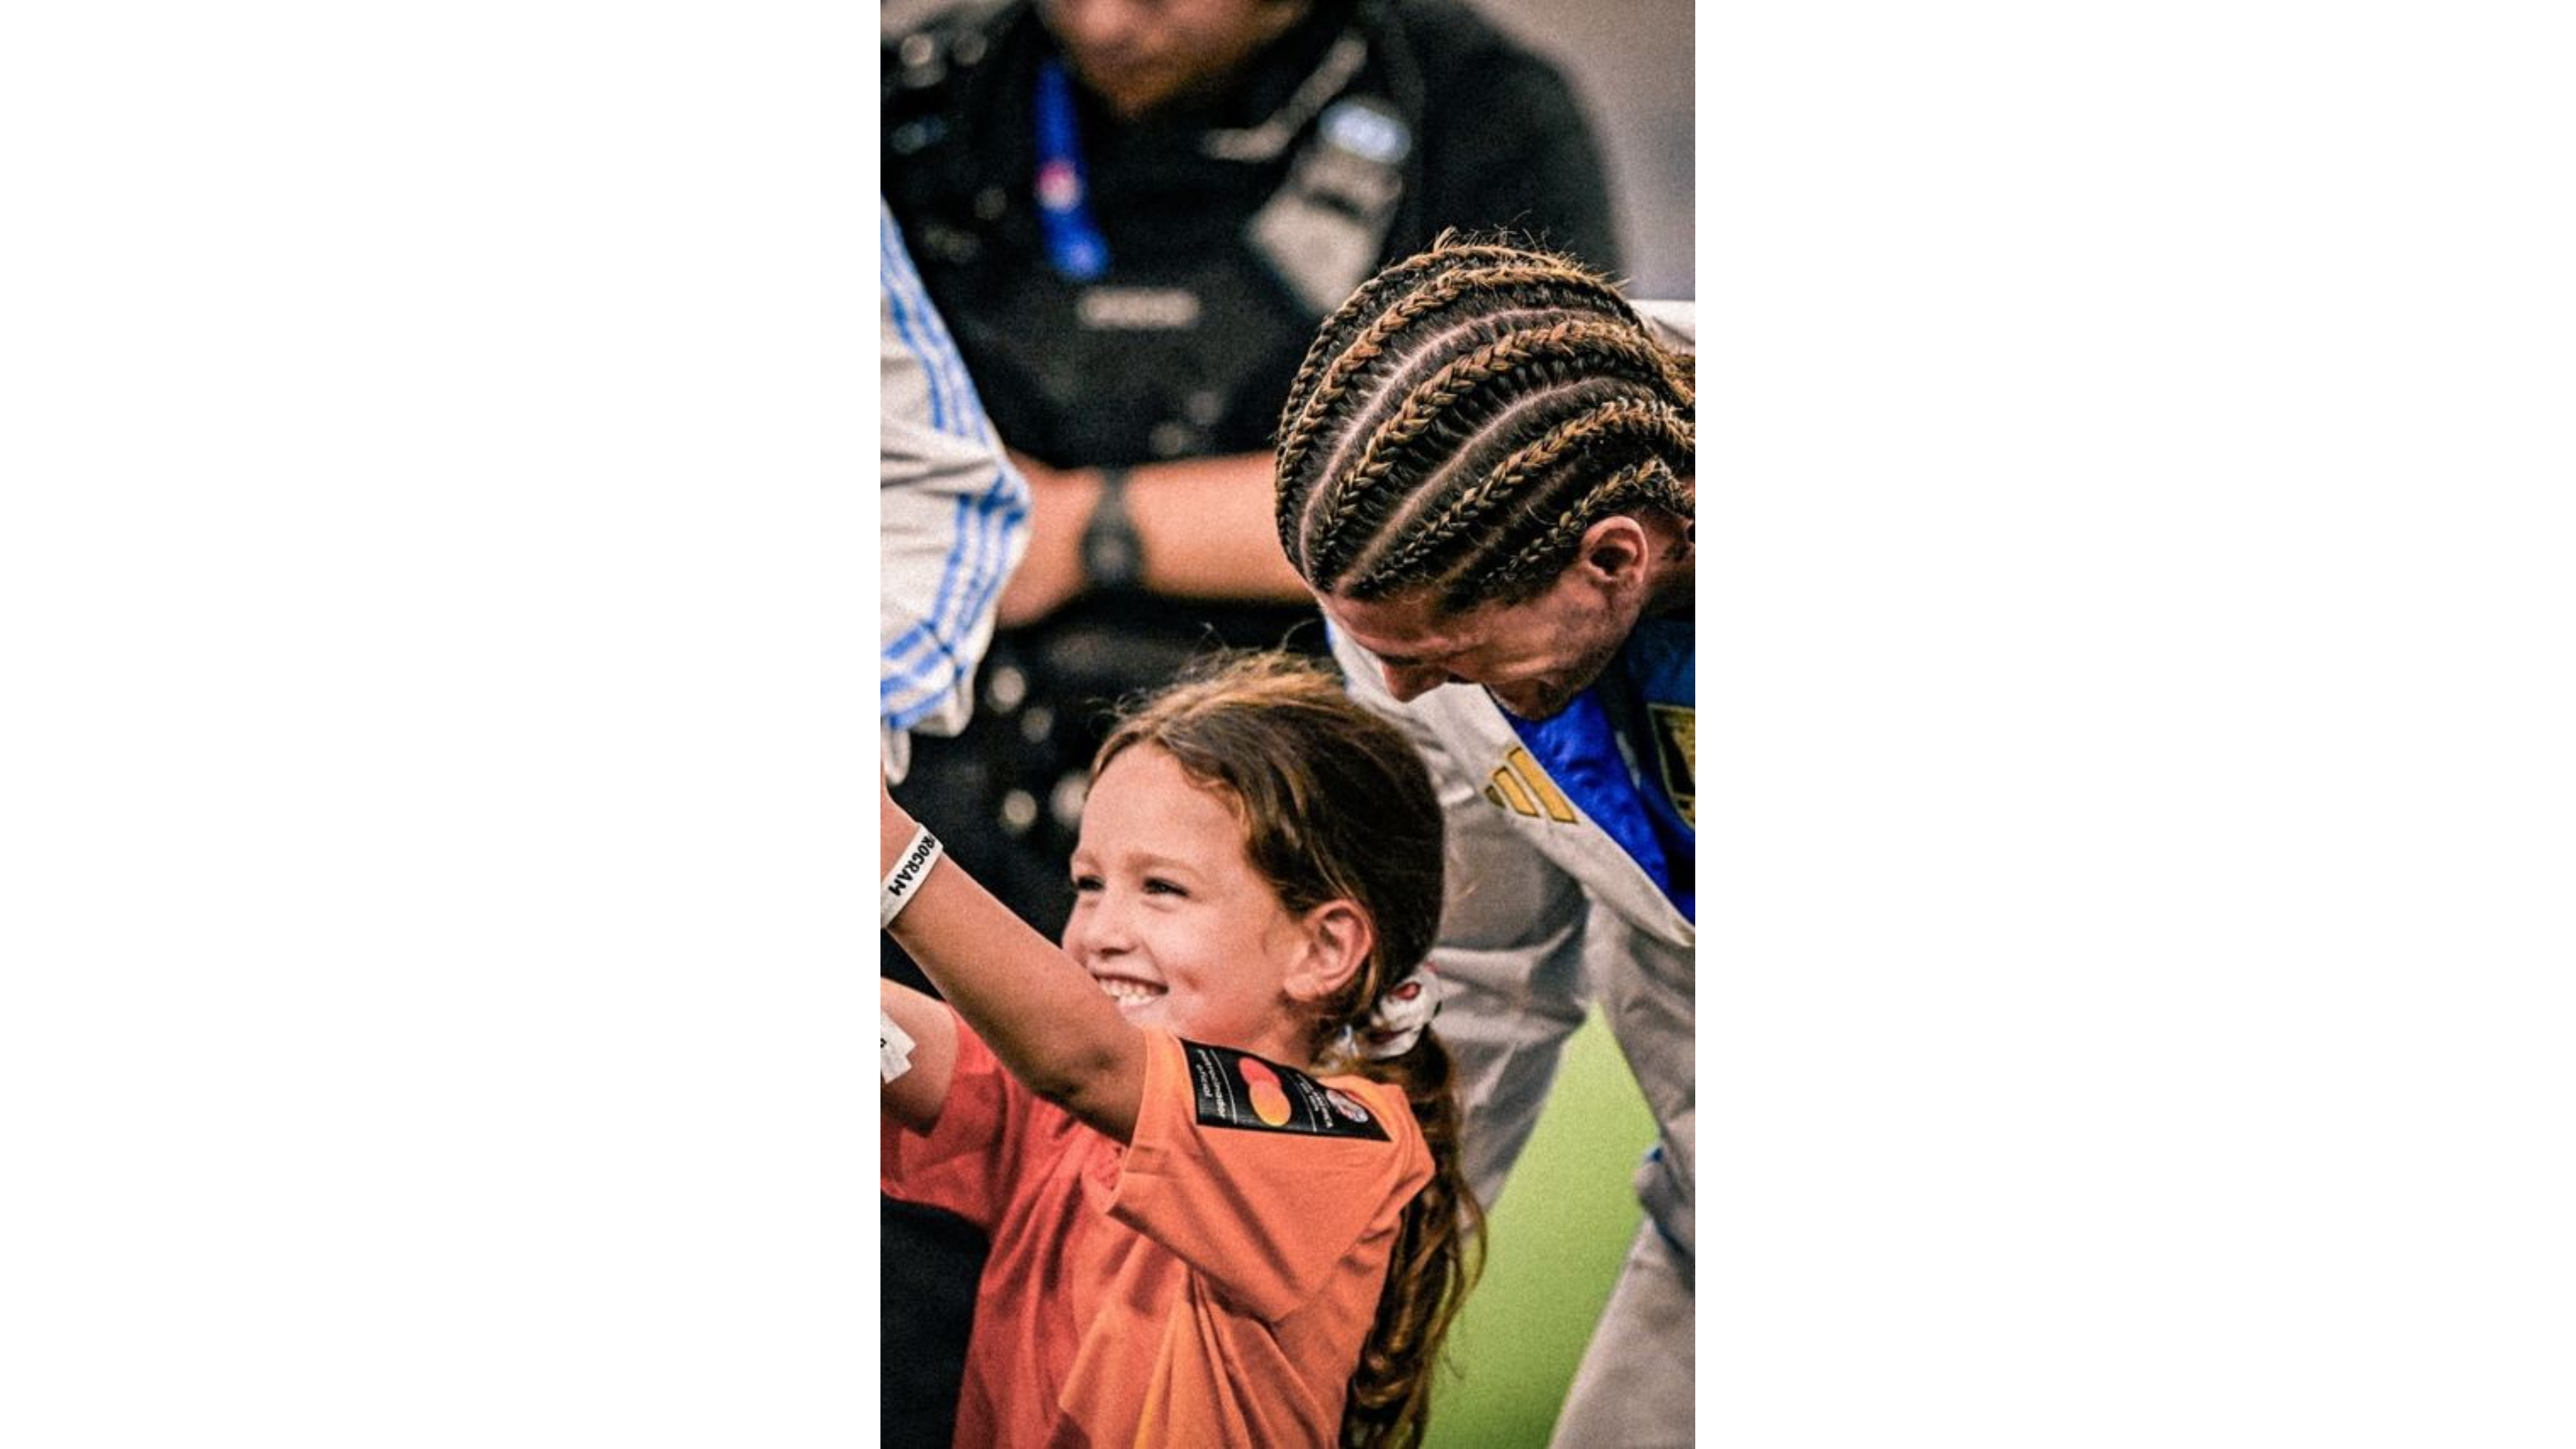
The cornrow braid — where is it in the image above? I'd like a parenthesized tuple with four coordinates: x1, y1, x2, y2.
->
(1275, 260, 1598, 500)
(1303, 318, 1630, 583)
(1476, 458, 1689, 602)
(1354, 397, 1672, 592)
(1274, 236, 1548, 455)
(1273, 236, 1694, 610)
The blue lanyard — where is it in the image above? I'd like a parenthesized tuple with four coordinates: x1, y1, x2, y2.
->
(1033, 59, 1110, 281)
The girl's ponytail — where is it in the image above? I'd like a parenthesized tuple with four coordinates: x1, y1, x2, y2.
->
(1340, 1029, 1484, 1448)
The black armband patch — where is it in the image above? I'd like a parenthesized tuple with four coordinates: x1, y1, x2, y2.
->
(1179, 1040, 1389, 1140)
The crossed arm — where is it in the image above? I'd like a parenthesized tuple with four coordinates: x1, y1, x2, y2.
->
(995, 451, 1311, 626)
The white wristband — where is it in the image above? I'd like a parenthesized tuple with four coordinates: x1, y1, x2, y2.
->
(881, 822, 943, 928)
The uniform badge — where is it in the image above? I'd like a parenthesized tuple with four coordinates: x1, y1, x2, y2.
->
(1181, 1040, 1389, 1140)
(1649, 703, 1695, 828)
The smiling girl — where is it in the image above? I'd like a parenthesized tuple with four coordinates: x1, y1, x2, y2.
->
(879, 653, 1481, 1448)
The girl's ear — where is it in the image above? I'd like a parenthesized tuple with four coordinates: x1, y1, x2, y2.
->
(1284, 900, 1373, 1006)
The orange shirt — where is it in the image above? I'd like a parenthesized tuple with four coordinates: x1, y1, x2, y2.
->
(883, 1012, 1432, 1448)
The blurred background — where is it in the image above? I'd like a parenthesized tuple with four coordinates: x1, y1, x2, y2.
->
(1428, 1013, 1662, 1447)
(1472, 0, 1693, 301)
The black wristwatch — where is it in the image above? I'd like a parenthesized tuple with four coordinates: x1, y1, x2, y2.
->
(1078, 466, 1146, 593)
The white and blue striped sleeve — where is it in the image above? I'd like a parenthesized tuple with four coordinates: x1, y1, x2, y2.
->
(879, 209, 1029, 781)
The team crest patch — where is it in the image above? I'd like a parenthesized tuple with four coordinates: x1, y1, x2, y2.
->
(1181, 1040, 1388, 1140)
(1649, 703, 1695, 828)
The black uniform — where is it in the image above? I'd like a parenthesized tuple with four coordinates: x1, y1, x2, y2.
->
(880, 3, 1620, 1442)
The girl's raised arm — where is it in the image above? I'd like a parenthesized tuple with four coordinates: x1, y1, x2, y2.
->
(880, 777, 1148, 1142)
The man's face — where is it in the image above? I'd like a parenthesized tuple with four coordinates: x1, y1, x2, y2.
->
(1322, 566, 1634, 720)
(1039, 0, 1302, 121)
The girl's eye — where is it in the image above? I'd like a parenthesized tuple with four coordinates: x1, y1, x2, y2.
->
(1071, 874, 1104, 894)
(1142, 877, 1187, 898)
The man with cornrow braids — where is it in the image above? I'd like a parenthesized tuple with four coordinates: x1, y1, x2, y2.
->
(1275, 236, 1696, 1448)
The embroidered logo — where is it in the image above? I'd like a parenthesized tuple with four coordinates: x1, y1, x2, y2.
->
(1649, 704, 1695, 828)
(1480, 745, 1578, 824)
(1181, 1040, 1389, 1140)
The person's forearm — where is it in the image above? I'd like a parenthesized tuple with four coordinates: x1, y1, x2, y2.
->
(880, 802, 1144, 1140)
(999, 451, 1314, 625)
(1125, 453, 1313, 602)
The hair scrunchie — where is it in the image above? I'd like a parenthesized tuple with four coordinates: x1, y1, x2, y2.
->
(1352, 965, 1441, 1061)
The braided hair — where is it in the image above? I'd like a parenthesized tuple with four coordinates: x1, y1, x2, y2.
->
(1274, 235, 1694, 612)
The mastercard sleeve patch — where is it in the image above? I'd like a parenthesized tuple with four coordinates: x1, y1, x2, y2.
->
(1179, 1040, 1389, 1140)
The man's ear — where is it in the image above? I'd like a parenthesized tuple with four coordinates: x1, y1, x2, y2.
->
(1576, 515, 1652, 593)
(1285, 900, 1374, 1005)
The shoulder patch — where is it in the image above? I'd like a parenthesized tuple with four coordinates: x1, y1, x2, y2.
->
(1179, 1040, 1389, 1140)
(1649, 702, 1695, 828)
